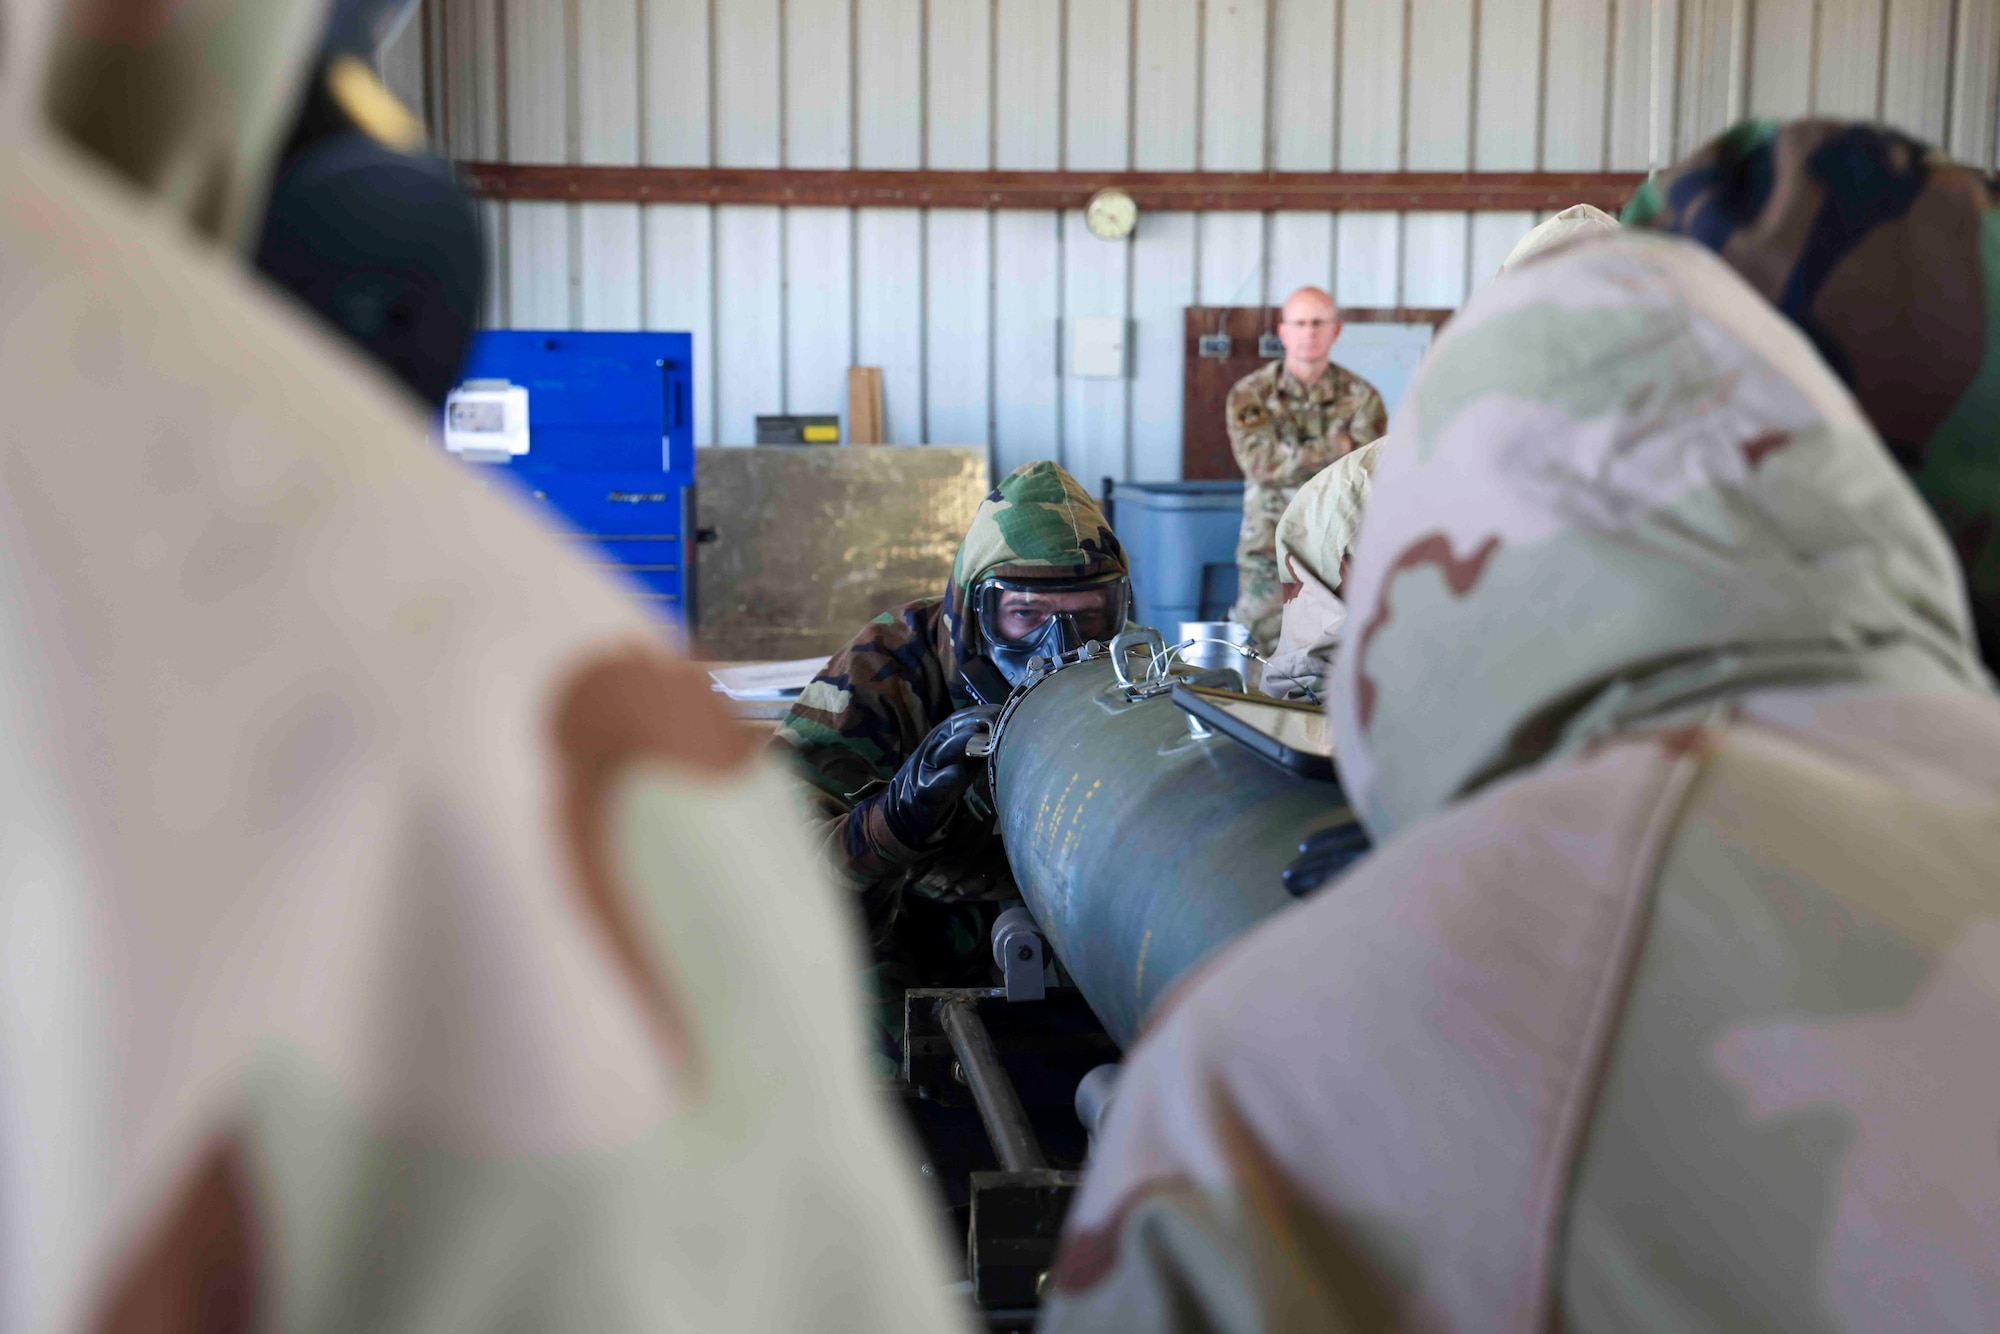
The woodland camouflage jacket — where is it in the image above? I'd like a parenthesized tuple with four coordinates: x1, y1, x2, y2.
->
(775, 461, 1127, 938)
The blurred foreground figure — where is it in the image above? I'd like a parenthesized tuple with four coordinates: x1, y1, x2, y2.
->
(1258, 439, 1381, 701)
(1627, 119, 2000, 670)
(1040, 234, 2000, 1331)
(0, 2, 966, 1331)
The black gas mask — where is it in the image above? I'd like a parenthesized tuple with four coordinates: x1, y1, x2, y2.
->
(253, 0, 484, 407)
(970, 571, 1131, 690)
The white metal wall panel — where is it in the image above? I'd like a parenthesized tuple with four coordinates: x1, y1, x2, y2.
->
(860, 0, 925, 169)
(1817, 0, 1888, 119)
(926, 210, 993, 446)
(1477, 0, 1544, 170)
(1066, 0, 1132, 170)
(857, 4, 926, 443)
(1199, 0, 1268, 346)
(439, 0, 496, 158)
(436, 0, 1985, 475)
(1129, 6, 1198, 481)
(503, 0, 567, 164)
(1749, 0, 1815, 117)
(508, 203, 572, 326)
(711, 6, 781, 443)
(1542, 0, 1613, 168)
(1881, 0, 1954, 143)
(1676, 0, 1740, 152)
(1337, 213, 1401, 306)
(1337, 3, 1402, 310)
(503, 0, 571, 327)
(1268, 9, 1333, 308)
(992, 0, 1062, 471)
(858, 210, 928, 444)
(640, 0, 713, 444)
(784, 0, 853, 436)
(1267, 213, 1334, 302)
(579, 0, 642, 332)
(992, 211, 1062, 478)
(644, 204, 715, 447)
(643, 0, 711, 165)
(928, 1, 993, 169)
(1949, 0, 2000, 166)
(1128, 211, 1196, 481)
(1407, 0, 1474, 171)
(1340, 0, 1404, 171)
(1402, 213, 1467, 307)
(1133, 0, 1199, 169)
(1201, 0, 1269, 170)
(715, 207, 784, 443)
(1270, 0, 1335, 171)
(925, 6, 992, 449)
(1062, 4, 1133, 483)
(579, 0, 640, 163)
(580, 207, 644, 329)
(788, 0, 854, 168)
(716, 0, 782, 167)
(996, 0, 1063, 170)
(936, 0, 1000, 170)
(786, 208, 855, 422)
(1606, 0, 1653, 168)
(1199, 215, 1265, 305)
(1959, 0, 2000, 163)
(1062, 210, 1132, 487)
(1468, 211, 1536, 290)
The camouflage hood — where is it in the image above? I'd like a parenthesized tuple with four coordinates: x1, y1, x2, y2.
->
(1330, 232, 1992, 839)
(941, 461, 1127, 676)
(1625, 119, 2000, 670)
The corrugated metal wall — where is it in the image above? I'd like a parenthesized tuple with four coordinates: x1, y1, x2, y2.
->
(390, 0, 2000, 480)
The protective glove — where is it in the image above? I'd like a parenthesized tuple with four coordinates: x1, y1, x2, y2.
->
(1280, 819, 1373, 898)
(879, 704, 1002, 850)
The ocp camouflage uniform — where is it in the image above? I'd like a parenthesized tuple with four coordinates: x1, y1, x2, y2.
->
(774, 461, 1128, 953)
(1224, 359, 1386, 652)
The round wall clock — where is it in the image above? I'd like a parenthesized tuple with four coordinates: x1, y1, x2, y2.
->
(1084, 187, 1139, 241)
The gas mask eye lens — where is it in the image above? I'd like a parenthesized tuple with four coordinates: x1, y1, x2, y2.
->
(972, 573, 1131, 686)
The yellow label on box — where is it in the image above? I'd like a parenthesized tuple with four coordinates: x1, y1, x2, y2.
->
(802, 425, 841, 443)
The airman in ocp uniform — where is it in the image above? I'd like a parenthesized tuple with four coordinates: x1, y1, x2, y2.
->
(1224, 286, 1387, 653)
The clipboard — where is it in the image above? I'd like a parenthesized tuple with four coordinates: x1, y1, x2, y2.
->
(1170, 682, 1338, 781)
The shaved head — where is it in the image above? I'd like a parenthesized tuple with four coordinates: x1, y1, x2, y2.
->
(1281, 287, 1337, 323)
(1277, 286, 1342, 384)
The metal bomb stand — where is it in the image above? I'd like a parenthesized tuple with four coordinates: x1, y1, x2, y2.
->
(899, 631, 1359, 1328)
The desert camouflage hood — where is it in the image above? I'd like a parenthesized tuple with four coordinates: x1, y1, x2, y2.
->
(1331, 232, 1991, 839)
(942, 461, 1127, 677)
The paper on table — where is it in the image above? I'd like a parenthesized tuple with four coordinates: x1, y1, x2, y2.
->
(707, 656, 831, 700)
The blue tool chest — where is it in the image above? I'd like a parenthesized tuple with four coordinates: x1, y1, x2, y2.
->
(446, 331, 695, 627)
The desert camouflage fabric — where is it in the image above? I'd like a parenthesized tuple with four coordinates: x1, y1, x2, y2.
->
(1225, 359, 1386, 652)
(1626, 118, 2000, 670)
(0, 3, 969, 1329)
(1498, 201, 1619, 271)
(1274, 436, 1382, 594)
(1041, 235, 2000, 1333)
(1259, 440, 1383, 699)
(775, 461, 1126, 935)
